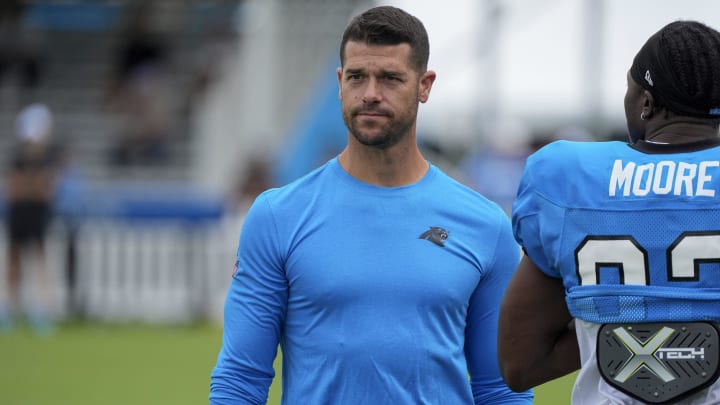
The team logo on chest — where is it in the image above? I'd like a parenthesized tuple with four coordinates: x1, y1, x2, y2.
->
(419, 226, 449, 247)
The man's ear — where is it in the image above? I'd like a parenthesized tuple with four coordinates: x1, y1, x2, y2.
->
(418, 70, 436, 103)
(642, 89, 656, 119)
(336, 67, 343, 99)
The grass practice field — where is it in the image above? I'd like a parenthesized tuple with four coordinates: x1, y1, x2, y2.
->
(0, 322, 575, 404)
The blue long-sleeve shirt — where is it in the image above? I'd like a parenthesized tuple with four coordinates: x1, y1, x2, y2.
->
(211, 157, 532, 404)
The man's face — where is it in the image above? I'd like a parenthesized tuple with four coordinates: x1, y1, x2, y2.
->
(337, 41, 433, 149)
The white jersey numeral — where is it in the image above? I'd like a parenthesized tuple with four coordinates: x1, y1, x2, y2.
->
(575, 232, 720, 285)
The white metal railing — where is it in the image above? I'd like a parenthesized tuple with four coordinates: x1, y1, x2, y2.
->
(0, 215, 244, 324)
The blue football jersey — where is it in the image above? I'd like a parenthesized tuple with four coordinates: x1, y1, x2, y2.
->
(513, 139, 720, 323)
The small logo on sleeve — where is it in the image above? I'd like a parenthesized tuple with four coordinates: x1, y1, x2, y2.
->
(232, 259, 239, 277)
(419, 226, 449, 247)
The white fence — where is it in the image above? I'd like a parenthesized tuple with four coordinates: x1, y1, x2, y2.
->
(0, 215, 244, 324)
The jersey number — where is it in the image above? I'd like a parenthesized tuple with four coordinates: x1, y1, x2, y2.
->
(575, 232, 720, 285)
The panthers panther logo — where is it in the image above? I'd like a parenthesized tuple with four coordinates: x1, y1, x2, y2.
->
(419, 226, 449, 247)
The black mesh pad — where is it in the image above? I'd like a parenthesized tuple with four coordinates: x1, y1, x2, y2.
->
(597, 322, 720, 404)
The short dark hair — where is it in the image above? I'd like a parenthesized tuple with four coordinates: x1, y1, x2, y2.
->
(339, 6, 430, 73)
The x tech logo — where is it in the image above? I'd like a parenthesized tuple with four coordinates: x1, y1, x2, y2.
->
(611, 326, 675, 383)
(598, 322, 720, 403)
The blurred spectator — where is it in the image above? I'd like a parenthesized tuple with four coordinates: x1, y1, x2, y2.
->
(460, 123, 595, 215)
(107, 1, 174, 166)
(230, 156, 274, 213)
(0, 0, 44, 102)
(458, 121, 535, 215)
(272, 59, 348, 186)
(185, 3, 241, 116)
(53, 146, 88, 320)
(550, 125, 595, 143)
(1, 103, 61, 334)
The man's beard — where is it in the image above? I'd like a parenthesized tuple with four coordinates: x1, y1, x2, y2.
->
(344, 104, 417, 150)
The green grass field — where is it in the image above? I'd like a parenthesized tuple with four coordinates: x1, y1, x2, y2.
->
(0, 322, 576, 404)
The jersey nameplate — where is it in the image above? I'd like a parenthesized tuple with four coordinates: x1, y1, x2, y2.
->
(609, 159, 719, 198)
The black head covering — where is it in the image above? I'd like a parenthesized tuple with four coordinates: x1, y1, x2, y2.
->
(630, 21, 720, 118)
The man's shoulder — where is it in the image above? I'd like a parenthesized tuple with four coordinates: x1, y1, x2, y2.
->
(530, 140, 626, 167)
(517, 140, 630, 209)
(255, 160, 335, 206)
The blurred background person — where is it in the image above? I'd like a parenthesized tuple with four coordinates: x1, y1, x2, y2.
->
(1, 102, 60, 334)
(458, 123, 594, 216)
(106, 0, 174, 167)
(457, 120, 535, 215)
(0, 0, 44, 107)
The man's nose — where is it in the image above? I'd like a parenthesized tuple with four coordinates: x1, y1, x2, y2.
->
(362, 77, 381, 103)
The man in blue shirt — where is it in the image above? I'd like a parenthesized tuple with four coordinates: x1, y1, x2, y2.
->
(499, 20, 720, 404)
(210, 5, 531, 404)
